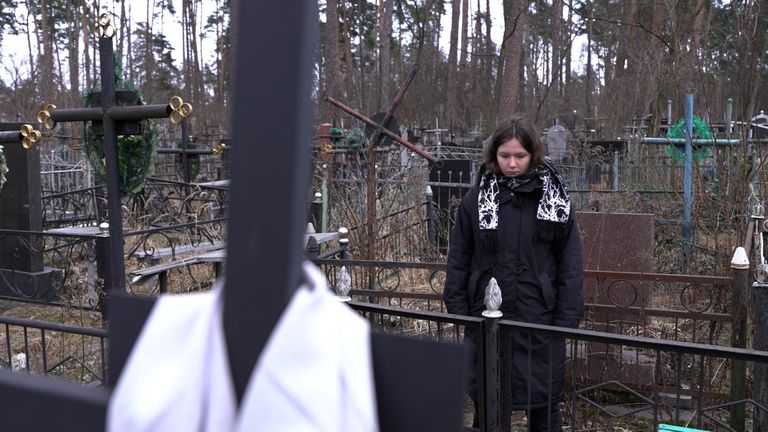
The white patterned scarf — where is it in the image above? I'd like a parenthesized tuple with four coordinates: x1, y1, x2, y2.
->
(478, 158, 571, 230)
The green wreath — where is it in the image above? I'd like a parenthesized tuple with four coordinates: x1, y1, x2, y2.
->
(83, 55, 156, 194)
(666, 116, 711, 163)
(0, 145, 7, 192)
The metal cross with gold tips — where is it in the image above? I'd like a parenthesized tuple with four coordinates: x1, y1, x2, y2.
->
(95, 13, 116, 38)
(31, 14, 194, 294)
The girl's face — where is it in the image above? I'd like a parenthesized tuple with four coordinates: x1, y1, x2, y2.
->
(496, 138, 531, 177)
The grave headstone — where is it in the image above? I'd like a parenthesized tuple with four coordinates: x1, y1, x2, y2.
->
(574, 211, 655, 387)
(751, 111, 768, 140)
(546, 124, 568, 161)
(577, 212, 654, 275)
(0, 123, 62, 300)
(577, 211, 654, 317)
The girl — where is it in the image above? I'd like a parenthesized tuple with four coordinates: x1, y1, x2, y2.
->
(444, 114, 584, 431)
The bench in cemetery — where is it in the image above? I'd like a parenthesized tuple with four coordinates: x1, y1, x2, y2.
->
(130, 249, 226, 293)
(130, 230, 346, 293)
(130, 240, 225, 261)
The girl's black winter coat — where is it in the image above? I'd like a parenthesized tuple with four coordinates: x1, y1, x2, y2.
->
(443, 175, 585, 409)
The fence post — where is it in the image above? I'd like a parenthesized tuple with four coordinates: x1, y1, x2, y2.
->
(305, 235, 319, 259)
(425, 185, 436, 247)
(480, 317, 500, 431)
(321, 164, 329, 233)
(730, 246, 748, 431)
(338, 226, 349, 259)
(94, 222, 112, 318)
(310, 192, 322, 230)
(752, 211, 768, 431)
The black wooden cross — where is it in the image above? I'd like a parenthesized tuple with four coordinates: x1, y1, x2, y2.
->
(0, 3, 466, 431)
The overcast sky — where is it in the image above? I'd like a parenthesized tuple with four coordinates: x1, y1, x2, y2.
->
(1, 2, 585, 86)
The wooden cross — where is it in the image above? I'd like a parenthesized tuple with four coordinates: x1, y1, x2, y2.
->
(0, 3, 466, 431)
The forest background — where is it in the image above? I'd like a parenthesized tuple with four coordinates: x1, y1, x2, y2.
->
(1, 0, 768, 274)
(0, 0, 764, 138)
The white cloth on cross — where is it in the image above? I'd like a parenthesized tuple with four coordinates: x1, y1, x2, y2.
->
(107, 261, 379, 432)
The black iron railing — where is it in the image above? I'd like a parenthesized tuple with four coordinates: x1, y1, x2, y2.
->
(0, 315, 107, 384)
(350, 301, 768, 431)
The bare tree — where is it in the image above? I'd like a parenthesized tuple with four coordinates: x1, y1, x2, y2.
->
(445, 0, 461, 127)
(584, 0, 593, 117)
(377, 0, 392, 109)
(182, 0, 204, 107)
(564, 0, 573, 89)
(81, 0, 91, 89)
(323, 0, 340, 120)
(551, 0, 562, 106)
(38, 0, 55, 103)
(497, 0, 526, 122)
(66, 0, 80, 100)
(459, 0, 468, 71)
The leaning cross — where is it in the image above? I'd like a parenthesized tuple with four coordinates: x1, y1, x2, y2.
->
(324, 66, 437, 287)
(33, 13, 192, 294)
(0, 4, 465, 432)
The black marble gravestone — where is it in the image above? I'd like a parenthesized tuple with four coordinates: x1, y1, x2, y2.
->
(0, 123, 62, 300)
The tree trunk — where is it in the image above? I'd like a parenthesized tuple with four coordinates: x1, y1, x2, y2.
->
(484, 0, 493, 102)
(92, 1, 98, 83)
(585, 0, 593, 116)
(40, 0, 55, 103)
(127, 1, 133, 82)
(524, 38, 536, 119)
(144, 0, 154, 90)
(497, 0, 526, 122)
(67, 0, 80, 100)
(323, 0, 340, 120)
(357, 0, 367, 113)
(185, 0, 203, 107)
(473, 0, 481, 74)
(119, 0, 126, 63)
(648, 0, 665, 128)
(446, 0, 461, 127)
(81, 0, 90, 89)
(183, 0, 191, 101)
(551, 0, 562, 104)
(22, 2, 35, 85)
(692, 0, 707, 53)
(339, 2, 358, 106)
(564, 0, 572, 89)
(378, 0, 393, 109)
(459, 0, 468, 71)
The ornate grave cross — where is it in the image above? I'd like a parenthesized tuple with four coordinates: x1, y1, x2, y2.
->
(0, 3, 465, 431)
(32, 13, 192, 294)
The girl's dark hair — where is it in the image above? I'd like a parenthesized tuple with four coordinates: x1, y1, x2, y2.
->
(483, 114, 545, 174)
